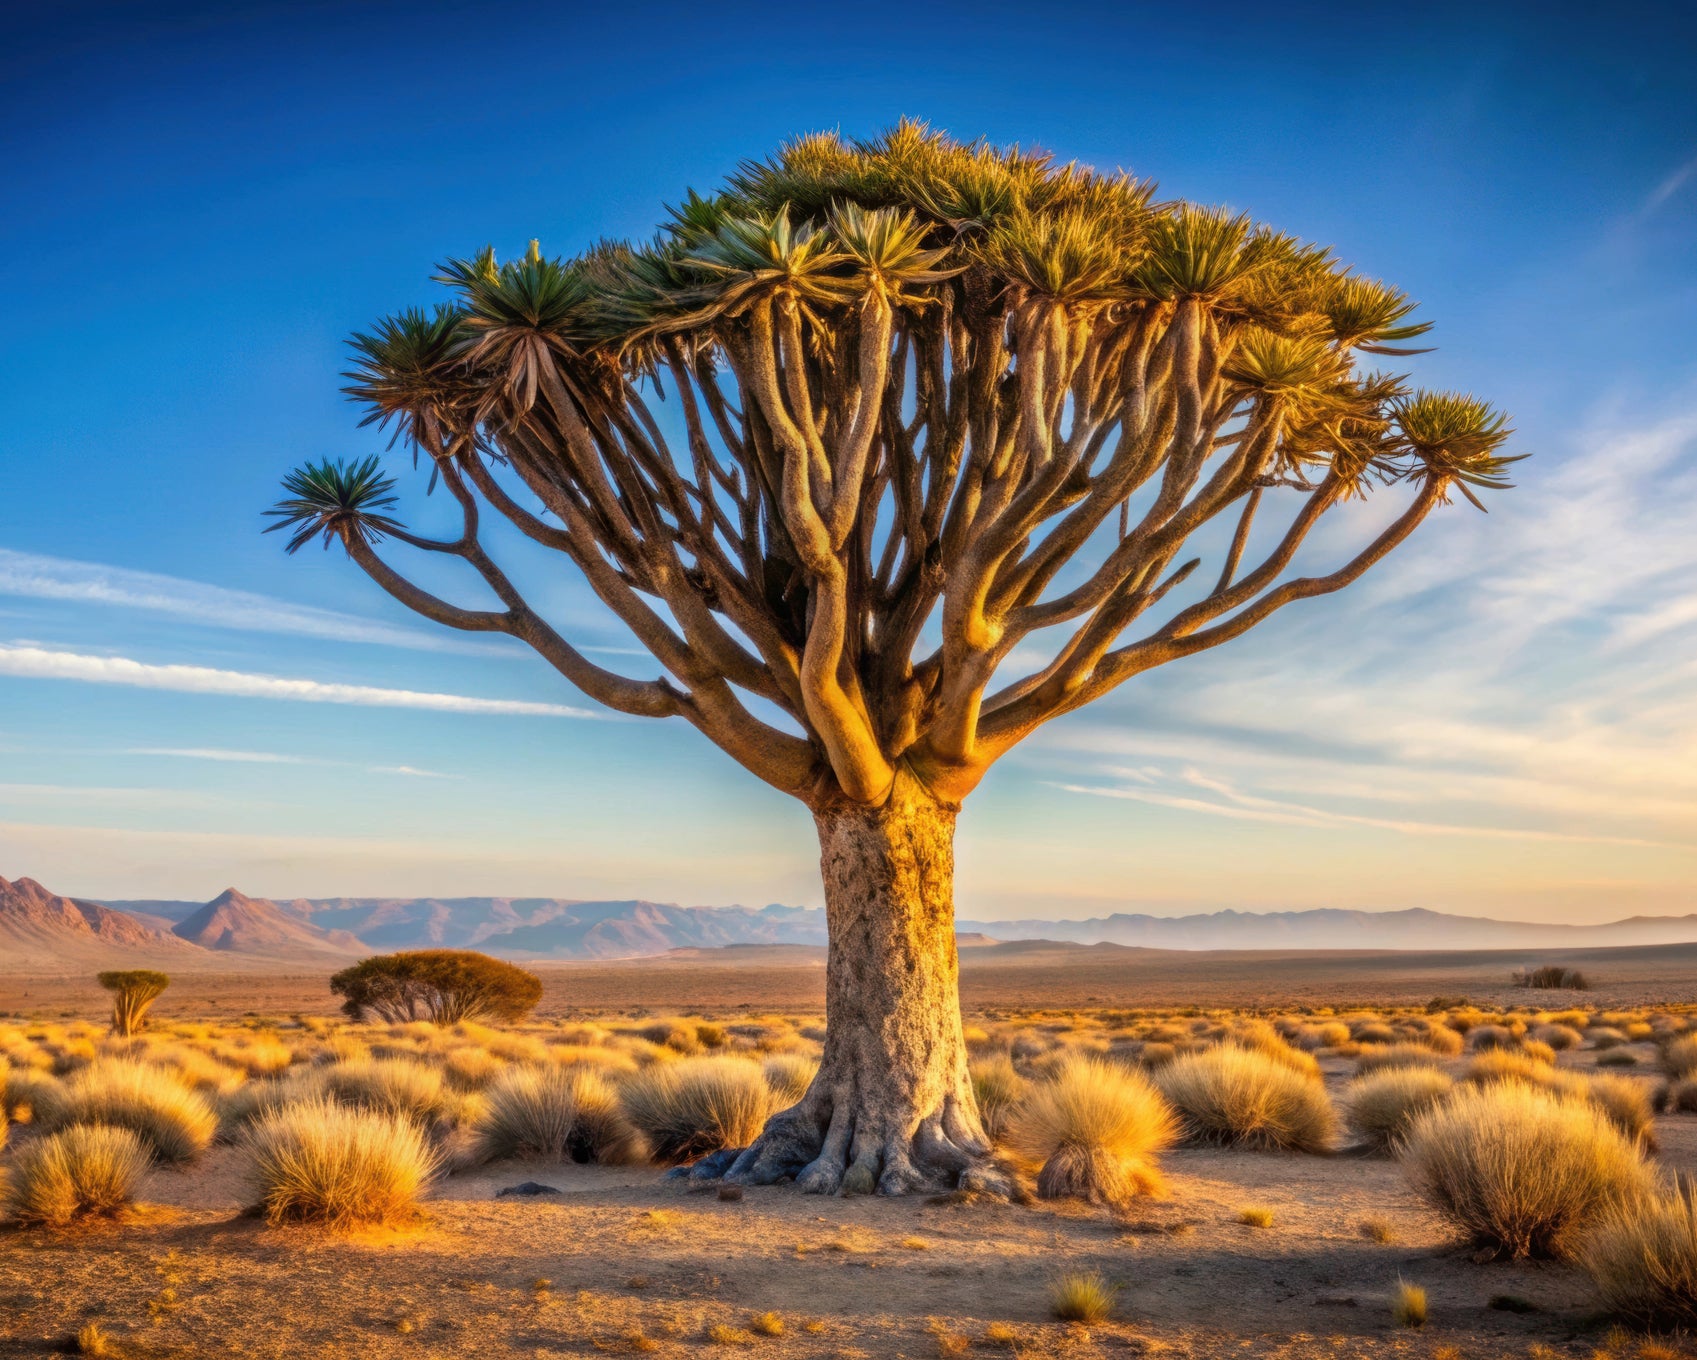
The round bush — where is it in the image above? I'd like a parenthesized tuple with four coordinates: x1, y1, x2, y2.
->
(1346, 1067, 1454, 1152)
(244, 1097, 438, 1228)
(617, 1057, 770, 1162)
(1155, 1044, 1338, 1153)
(1005, 1058, 1175, 1206)
(474, 1065, 644, 1164)
(50, 1061, 216, 1164)
(5, 1124, 151, 1226)
(1399, 1081, 1656, 1259)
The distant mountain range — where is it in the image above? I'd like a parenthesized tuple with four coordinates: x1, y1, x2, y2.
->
(3, 871, 1695, 972)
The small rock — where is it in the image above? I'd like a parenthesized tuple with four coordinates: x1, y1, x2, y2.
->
(497, 1182, 561, 1198)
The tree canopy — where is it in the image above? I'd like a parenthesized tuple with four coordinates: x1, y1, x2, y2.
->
(97, 969, 171, 1037)
(329, 950, 543, 1025)
(271, 119, 1519, 812)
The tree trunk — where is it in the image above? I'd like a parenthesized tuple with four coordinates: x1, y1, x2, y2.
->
(712, 770, 1007, 1195)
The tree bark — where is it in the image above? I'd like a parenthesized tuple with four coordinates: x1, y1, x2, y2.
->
(709, 770, 1008, 1195)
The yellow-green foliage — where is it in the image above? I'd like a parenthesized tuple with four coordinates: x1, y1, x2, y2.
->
(970, 1055, 1028, 1141)
(474, 1065, 644, 1164)
(1347, 1067, 1454, 1152)
(1399, 1081, 1657, 1259)
(1581, 1188, 1697, 1326)
(1390, 1278, 1428, 1328)
(1156, 1044, 1338, 1153)
(1004, 1058, 1175, 1206)
(50, 1061, 216, 1164)
(617, 1057, 770, 1162)
(5, 1124, 151, 1226)
(244, 1097, 438, 1228)
(1049, 1271, 1116, 1322)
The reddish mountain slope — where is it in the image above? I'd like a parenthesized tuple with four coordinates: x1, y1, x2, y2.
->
(0, 874, 198, 969)
(171, 888, 367, 959)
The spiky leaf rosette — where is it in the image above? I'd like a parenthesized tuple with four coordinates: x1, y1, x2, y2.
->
(266, 455, 404, 553)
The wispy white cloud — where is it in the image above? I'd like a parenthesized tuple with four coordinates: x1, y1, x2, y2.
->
(123, 747, 453, 778)
(0, 645, 597, 718)
(0, 549, 490, 654)
(1643, 152, 1697, 216)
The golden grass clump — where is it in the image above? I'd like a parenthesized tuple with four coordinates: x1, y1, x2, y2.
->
(244, 1097, 438, 1228)
(617, 1056, 770, 1162)
(1156, 1044, 1338, 1153)
(1532, 1023, 1583, 1052)
(761, 1054, 818, 1108)
(1355, 1043, 1446, 1076)
(970, 1056, 1028, 1141)
(51, 1061, 216, 1164)
(319, 1057, 454, 1127)
(1662, 1036, 1697, 1079)
(473, 1065, 645, 1164)
(1580, 1187, 1697, 1326)
(1390, 1278, 1428, 1328)
(2, 1067, 66, 1125)
(4, 1124, 151, 1226)
(1586, 1074, 1656, 1149)
(1399, 1080, 1657, 1259)
(1346, 1067, 1455, 1152)
(1004, 1058, 1175, 1207)
(1049, 1271, 1116, 1322)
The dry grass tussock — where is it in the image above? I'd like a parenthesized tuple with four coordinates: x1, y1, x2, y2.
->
(617, 1056, 770, 1162)
(1399, 1080, 1657, 1259)
(244, 1097, 439, 1228)
(1049, 1271, 1116, 1322)
(473, 1064, 646, 1164)
(4, 1123, 151, 1226)
(1581, 1186, 1697, 1326)
(1156, 1044, 1338, 1153)
(1347, 1067, 1455, 1152)
(969, 1055, 1027, 1141)
(47, 1061, 216, 1164)
(1003, 1057, 1175, 1207)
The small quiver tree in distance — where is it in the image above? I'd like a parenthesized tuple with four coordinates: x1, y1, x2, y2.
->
(97, 970, 170, 1038)
(329, 950, 543, 1025)
(272, 123, 1522, 1196)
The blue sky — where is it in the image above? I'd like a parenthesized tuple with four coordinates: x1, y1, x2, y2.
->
(3, 0, 1695, 922)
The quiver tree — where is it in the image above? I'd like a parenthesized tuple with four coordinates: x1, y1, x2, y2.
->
(329, 950, 543, 1024)
(271, 123, 1521, 1196)
(97, 970, 170, 1037)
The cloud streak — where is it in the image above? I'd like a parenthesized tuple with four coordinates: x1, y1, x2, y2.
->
(0, 645, 596, 718)
(123, 747, 453, 778)
(0, 549, 491, 654)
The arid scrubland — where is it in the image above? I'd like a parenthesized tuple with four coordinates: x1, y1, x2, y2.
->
(3, 998, 1697, 1357)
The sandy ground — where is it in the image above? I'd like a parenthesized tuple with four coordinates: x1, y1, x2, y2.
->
(6, 938, 1697, 1022)
(1, 1042, 1690, 1358)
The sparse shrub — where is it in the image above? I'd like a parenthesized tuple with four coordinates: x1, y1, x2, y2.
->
(1049, 1271, 1116, 1322)
(2, 1067, 64, 1124)
(618, 1057, 770, 1162)
(96, 970, 170, 1037)
(244, 1097, 438, 1227)
(330, 950, 543, 1025)
(1420, 1025, 1466, 1057)
(1581, 1186, 1697, 1326)
(442, 1046, 504, 1090)
(1661, 1078, 1697, 1113)
(474, 1065, 644, 1164)
(1353, 1022, 1396, 1046)
(1391, 1278, 1428, 1328)
(1589, 1026, 1631, 1051)
(761, 1054, 818, 1108)
(1136, 1041, 1177, 1069)
(50, 1061, 216, 1163)
(4, 1124, 150, 1226)
(969, 1056, 1028, 1141)
(1361, 1217, 1396, 1244)
(1399, 1081, 1656, 1259)
(1597, 1049, 1639, 1068)
(1238, 1205, 1274, 1227)
(76, 1322, 112, 1356)
(1347, 1067, 1455, 1152)
(1468, 1024, 1515, 1051)
(1518, 965, 1589, 991)
(1587, 1074, 1656, 1148)
(748, 1312, 784, 1337)
(1004, 1058, 1175, 1207)
(1465, 1051, 1561, 1088)
(1156, 1044, 1338, 1153)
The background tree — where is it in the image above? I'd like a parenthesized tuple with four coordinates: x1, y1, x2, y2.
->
(97, 970, 170, 1037)
(329, 951, 543, 1025)
(272, 123, 1520, 1196)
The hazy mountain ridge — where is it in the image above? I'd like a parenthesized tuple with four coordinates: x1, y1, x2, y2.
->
(6, 874, 1693, 970)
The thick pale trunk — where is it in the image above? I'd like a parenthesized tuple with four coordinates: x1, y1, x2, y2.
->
(711, 772, 1006, 1195)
